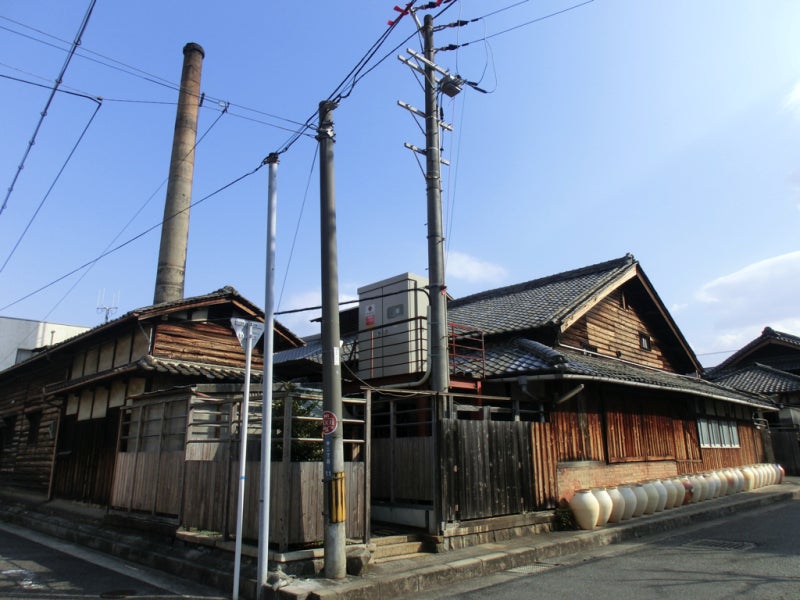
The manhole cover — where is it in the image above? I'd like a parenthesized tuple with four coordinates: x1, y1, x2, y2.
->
(508, 562, 557, 574)
(682, 539, 755, 551)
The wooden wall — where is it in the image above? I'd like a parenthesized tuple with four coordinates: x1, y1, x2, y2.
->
(0, 359, 66, 493)
(152, 321, 263, 370)
(560, 290, 673, 371)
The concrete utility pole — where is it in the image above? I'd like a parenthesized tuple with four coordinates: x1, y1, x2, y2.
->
(423, 15, 450, 394)
(317, 101, 346, 579)
(154, 42, 204, 305)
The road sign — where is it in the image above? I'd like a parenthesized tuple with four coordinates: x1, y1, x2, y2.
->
(322, 410, 338, 435)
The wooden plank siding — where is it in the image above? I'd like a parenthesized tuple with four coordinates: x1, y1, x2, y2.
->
(0, 360, 67, 493)
(530, 421, 558, 508)
(551, 396, 605, 462)
(53, 409, 120, 505)
(371, 437, 433, 503)
(560, 290, 674, 371)
(439, 419, 534, 521)
(152, 322, 263, 370)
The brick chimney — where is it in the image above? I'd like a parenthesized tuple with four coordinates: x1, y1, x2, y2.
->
(154, 42, 205, 304)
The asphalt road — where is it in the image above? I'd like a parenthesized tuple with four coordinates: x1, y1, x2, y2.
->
(0, 521, 225, 599)
(406, 499, 800, 600)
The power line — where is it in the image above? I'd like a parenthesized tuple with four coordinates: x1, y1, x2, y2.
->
(0, 98, 103, 274)
(453, 0, 596, 48)
(1, 16, 315, 133)
(0, 0, 98, 216)
(0, 157, 265, 313)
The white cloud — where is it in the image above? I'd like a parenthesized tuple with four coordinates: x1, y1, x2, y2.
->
(691, 251, 800, 359)
(785, 81, 800, 119)
(446, 251, 508, 284)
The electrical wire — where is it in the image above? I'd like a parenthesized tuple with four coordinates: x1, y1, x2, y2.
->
(0, 0, 98, 216)
(0, 157, 264, 313)
(456, 0, 596, 47)
(0, 98, 103, 274)
(3, 104, 232, 315)
(0, 17, 313, 132)
(277, 145, 319, 312)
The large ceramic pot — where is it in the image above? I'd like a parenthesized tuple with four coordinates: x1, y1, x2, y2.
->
(631, 484, 648, 517)
(618, 485, 637, 520)
(715, 470, 728, 496)
(690, 475, 705, 502)
(733, 468, 745, 493)
(592, 488, 613, 527)
(671, 478, 686, 506)
(641, 481, 658, 514)
(680, 477, 694, 504)
(661, 479, 677, 509)
(742, 466, 755, 491)
(652, 480, 668, 512)
(707, 472, 721, 498)
(570, 489, 600, 530)
(722, 469, 736, 495)
(606, 487, 626, 524)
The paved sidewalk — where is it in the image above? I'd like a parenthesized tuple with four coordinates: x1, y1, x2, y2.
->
(272, 478, 800, 600)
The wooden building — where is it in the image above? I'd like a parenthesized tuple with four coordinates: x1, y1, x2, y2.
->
(0, 286, 301, 505)
(707, 327, 800, 473)
(275, 255, 778, 547)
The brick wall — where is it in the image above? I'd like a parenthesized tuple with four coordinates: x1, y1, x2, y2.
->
(557, 460, 679, 503)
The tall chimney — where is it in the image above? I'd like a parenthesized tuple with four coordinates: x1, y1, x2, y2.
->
(154, 42, 205, 304)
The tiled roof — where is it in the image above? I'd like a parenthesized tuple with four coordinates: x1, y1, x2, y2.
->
(447, 255, 635, 335)
(712, 326, 800, 372)
(136, 355, 254, 381)
(273, 334, 358, 366)
(708, 363, 800, 395)
(471, 339, 775, 409)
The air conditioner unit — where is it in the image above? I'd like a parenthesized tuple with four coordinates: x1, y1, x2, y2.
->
(357, 273, 428, 378)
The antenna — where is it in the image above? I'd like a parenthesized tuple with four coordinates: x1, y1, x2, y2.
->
(96, 289, 119, 323)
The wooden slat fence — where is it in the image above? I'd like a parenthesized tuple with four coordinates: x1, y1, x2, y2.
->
(440, 418, 534, 521)
(110, 387, 368, 551)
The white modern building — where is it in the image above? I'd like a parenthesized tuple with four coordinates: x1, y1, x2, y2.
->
(0, 317, 89, 372)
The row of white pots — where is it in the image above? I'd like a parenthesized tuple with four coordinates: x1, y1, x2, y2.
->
(569, 463, 785, 530)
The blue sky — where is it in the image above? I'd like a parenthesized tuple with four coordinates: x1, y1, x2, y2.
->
(1, 0, 799, 367)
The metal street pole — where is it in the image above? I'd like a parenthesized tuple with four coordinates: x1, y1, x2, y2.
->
(317, 100, 346, 579)
(257, 154, 279, 599)
(230, 319, 257, 600)
(423, 14, 450, 394)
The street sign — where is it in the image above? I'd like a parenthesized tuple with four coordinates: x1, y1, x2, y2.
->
(322, 410, 338, 435)
(230, 318, 265, 349)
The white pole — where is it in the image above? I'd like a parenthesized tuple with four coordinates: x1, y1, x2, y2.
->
(232, 321, 254, 600)
(258, 154, 278, 598)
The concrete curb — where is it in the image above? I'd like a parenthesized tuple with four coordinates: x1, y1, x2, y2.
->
(269, 483, 800, 600)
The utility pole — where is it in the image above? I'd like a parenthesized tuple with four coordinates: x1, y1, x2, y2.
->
(422, 14, 450, 394)
(317, 100, 346, 579)
(257, 153, 279, 599)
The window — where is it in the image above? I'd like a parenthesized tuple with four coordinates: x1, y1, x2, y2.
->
(697, 417, 740, 448)
(26, 411, 42, 445)
(639, 332, 652, 351)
